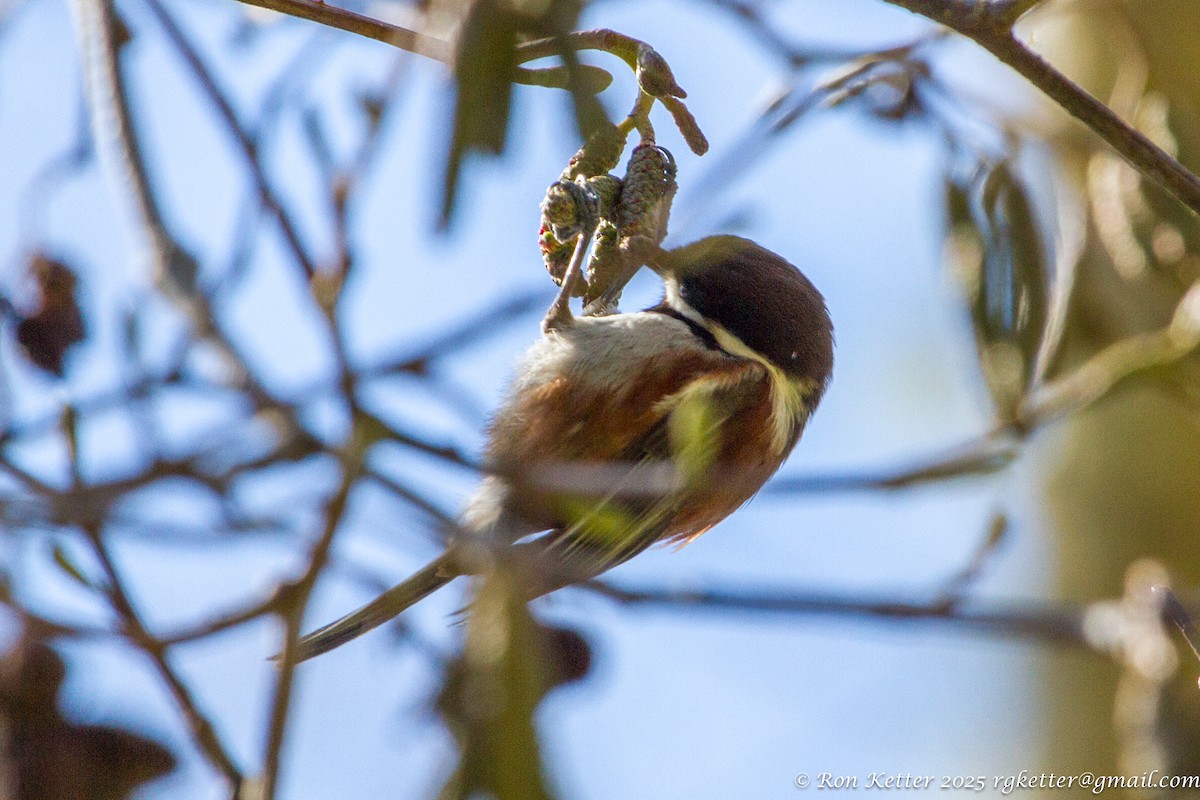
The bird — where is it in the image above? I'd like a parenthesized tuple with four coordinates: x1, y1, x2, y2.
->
(295, 235, 834, 663)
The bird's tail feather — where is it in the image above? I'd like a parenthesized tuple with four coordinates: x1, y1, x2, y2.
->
(294, 551, 459, 664)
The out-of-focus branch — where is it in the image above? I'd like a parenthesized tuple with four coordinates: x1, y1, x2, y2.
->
(372, 289, 545, 376)
(232, 0, 451, 61)
(771, 281, 1200, 494)
(227, 0, 623, 67)
(56, 411, 244, 792)
(1016, 283, 1200, 429)
(260, 418, 369, 800)
(71, 0, 178, 275)
(587, 579, 1200, 659)
(1154, 586, 1200, 669)
(159, 592, 283, 647)
(0, 283, 541, 491)
(365, 468, 459, 532)
(82, 523, 245, 789)
(878, 0, 1200, 216)
(71, 0, 295, 430)
(585, 580, 1090, 643)
(700, 0, 948, 70)
(143, 0, 318, 279)
(227, 0, 613, 89)
(767, 436, 1015, 494)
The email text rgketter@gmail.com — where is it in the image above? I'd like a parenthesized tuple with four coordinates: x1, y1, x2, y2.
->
(792, 769, 1200, 794)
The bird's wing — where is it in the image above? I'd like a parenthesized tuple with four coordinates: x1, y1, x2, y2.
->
(493, 348, 770, 595)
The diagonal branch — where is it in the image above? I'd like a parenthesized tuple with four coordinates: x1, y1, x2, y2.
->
(84, 523, 246, 788)
(142, 0, 318, 279)
(878, 0, 1200, 216)
(232, 0, 451, 61)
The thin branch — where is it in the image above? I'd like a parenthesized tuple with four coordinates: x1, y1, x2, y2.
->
(365, 468, 459, 532)
(225, 1, 651, 95)
(700, 0, 947, 70)
(371, 288, 545, 376)
(0, 452, 56, 494)
(57, 405, 244, 787)
(71, 0, 179, 271)
(767, 436, 1015, 494)
(878, 0, 1200, 216)
(260, 424, 366, 800)
(231, 0, 451, 61)
(224, 1, 630, 72)
(777, 287, 1200, 490)
(1154, 586, 1200, 668)
(583, 580, 1090, 644)
(1017, 290, 1200, 429)
(316, 53, 413, 282)
(85, 527, 245, 787)
(1, 603, 114, 642)
(0, 284, 540, 482)
(586, 580, 1199, 656)
(71, 0, 293, 429)
(142, 0, 318, 279)
(159, 592, 283, 647)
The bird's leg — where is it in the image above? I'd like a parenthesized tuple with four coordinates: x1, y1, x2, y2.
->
(542, 226, 594, 333)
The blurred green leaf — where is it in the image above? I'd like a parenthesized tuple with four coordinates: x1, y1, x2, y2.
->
(441, 0, 520, 227)
(441, 0, 601, 228)
(945, 162, 1050, 418)
(51, 542, 96, 590)
(551, 32, 611, 143)
(436, 568, 556, 800)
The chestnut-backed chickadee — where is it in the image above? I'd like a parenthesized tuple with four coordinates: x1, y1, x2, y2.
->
(296, 235, 833, 662)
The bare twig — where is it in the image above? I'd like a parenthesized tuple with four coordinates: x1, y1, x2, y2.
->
(931, 510, 1009, 605)
(59, 403, 243, 787)
(84, 525, 245, 788)
(159, 592, 283, 647)
(142, 0, 318, 279)
(584, 580, 1090, 644)
(587, 579, 1200, 656)
(767, 435, 1015, 494)
(71, 0, 179, 276)
(58, 422, 231, 788)
(701, 0, 948, 69)
(365, 468, 459, 532)
(226, 2, 635, 77)
(71, 0, 293, 427)
(223, 1, 673, 102)
(1017, 286, 1200, 429)
(878, 0, 1200, 216)
(259, 419, 368, 800)
(373, 290, 546, 376)
(231, 0, 451, 61)
(1153, 586, 1200, 668)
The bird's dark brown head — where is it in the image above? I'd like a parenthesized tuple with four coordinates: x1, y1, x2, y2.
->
(657, 236, 834, 399)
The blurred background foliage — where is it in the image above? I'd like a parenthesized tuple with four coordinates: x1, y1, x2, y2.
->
(1029, 1, 1200, 780)
(0, 0, 1199, 797)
